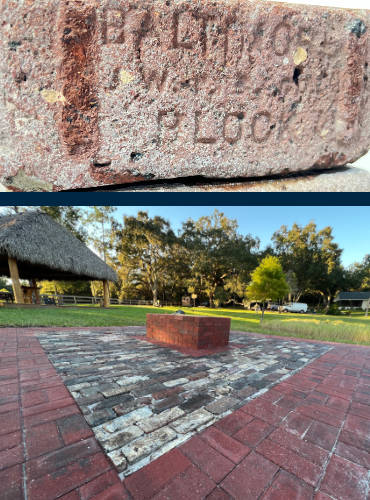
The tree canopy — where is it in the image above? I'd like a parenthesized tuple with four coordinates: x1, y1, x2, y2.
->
(246, 256, 289, 321)
(2, 208, 368, 310)
(181, 210, 259, 307)
(115, 212, 177, 305)
(272, 222, 344, 306)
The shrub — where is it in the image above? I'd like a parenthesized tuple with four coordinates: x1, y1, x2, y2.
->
(326, 304, 341, 315)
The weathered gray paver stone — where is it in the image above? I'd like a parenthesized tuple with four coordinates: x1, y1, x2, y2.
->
(38, 327, 329, 478)
(101, 386, 132, 398)
(117, 376, 149, 386)
(170, 409, 214, 434)
(206, 396, 241, 415)
(101, 407, 153, 433)
(97, 425, 144, 452)
(163, 378, 189, 388)
(137, 407, 185, 433)
(107, 449, 128, 472)
(1, 0, 369, 191)
(121, 426, 177, 463)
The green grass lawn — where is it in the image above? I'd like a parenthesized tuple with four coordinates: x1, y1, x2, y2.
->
(0, 304, 369, 345)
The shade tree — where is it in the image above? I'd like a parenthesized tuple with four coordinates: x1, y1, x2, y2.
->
(181, 210, 259, 307)
(246, 256, 289, 322)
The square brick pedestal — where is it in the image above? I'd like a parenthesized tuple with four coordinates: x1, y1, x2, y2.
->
(146, 314, 230, 349)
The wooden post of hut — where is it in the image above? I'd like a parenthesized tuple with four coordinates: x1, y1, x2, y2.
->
(103, 280, 110, 307)
(8, 256, 25, 304)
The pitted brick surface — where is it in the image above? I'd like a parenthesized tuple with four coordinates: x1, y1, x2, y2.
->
(37, 327, 329, 477)
(0, 0, 369, 190)
(146, 314, 230, 348)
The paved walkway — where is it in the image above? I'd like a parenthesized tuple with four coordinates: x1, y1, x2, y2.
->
(0, 327, 369, 500)
(36, 326, 328, 477)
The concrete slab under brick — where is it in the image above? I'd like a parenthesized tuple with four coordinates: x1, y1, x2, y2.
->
(1, 1, 369, 191)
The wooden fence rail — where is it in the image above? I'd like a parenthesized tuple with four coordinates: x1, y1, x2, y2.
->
(40, 295, 179, 307)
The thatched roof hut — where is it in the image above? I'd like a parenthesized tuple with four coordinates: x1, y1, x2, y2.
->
(0, 211, 117, 305)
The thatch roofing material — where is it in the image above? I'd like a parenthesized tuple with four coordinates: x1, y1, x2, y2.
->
(0, 212, 117, 282)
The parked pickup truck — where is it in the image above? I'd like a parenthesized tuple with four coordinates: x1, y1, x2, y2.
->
(281, 302, 308, 313)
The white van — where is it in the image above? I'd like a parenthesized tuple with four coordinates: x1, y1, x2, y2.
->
(281, 302, 308, 313)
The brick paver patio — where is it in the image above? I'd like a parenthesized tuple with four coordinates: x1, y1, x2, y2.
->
(0, 326, 369, 500)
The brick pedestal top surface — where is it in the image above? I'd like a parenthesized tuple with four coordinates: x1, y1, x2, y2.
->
(146, 313, 230, 349)
(0, 326, 369, 500)
(0, 1, 369, 191)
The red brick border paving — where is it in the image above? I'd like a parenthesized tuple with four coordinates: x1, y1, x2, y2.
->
(1, 327, 369, 500)
(123, 341, 370, 500)
(0, 328, 128, 500)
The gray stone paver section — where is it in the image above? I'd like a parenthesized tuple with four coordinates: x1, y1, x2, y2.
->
(38, 327, 329, 477)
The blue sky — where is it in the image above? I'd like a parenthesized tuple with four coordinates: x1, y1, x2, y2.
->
(109, 206, 369, 267)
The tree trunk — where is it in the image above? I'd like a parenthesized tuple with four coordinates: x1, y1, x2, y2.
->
(103, 280, 110, 307)
(209, 293, 214, 308)
(31, 279, 41, 304)
(152, 288, 158, 306)
(260, 305, 265, 323)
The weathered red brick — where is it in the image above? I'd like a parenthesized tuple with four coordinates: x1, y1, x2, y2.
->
(26, 437, 101, 479)
(297, 403, 345, 428)
(240, 397, 290, 425)
(180, 435, 234, 483)
(0, 444, 24, 470)
(314, 492, 335, 500)
(256, 438, 322, 487)
(22, 396, 74, 417)
(22, 389, 49, 408)
(320, 454, 369, 500)
(200, 427, 250, 464)
(282, 413, 314, 438)
(304, 421, 338, 451)
(338, 428, 370, 452)
(0, 400, 19, 414)
(344, 413, 370, 443)
(27, 452, 111, 500)
(0, 383, 19, 398)
(233, 418, 274, 448)
(262, 470, 313, 500)
(335, 441, 370, 469)
(59, 491, 80, 500)
(124, 448, 192, 499)
(268, 428, 328, 466)
(21, 377, 64, 393)
(147, 314, 230, 349)
(220, 451, 278, 499)
(2, 0, 369, 191)
(24, 404, 80, 428)
(57, 413, 94, 445)
(0, 430, 22, 452)
(88, 482, 130, 500)
(152, 464, 215, 500)
(214, 410, 254, 437)
(206, 487, 233, 500)
(349, 401, 370, 420)
(79, 470, 124, 500)
(0, 464, 23, 500)
(0, 409, 21, 435)
(25, 421, 64, 458)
